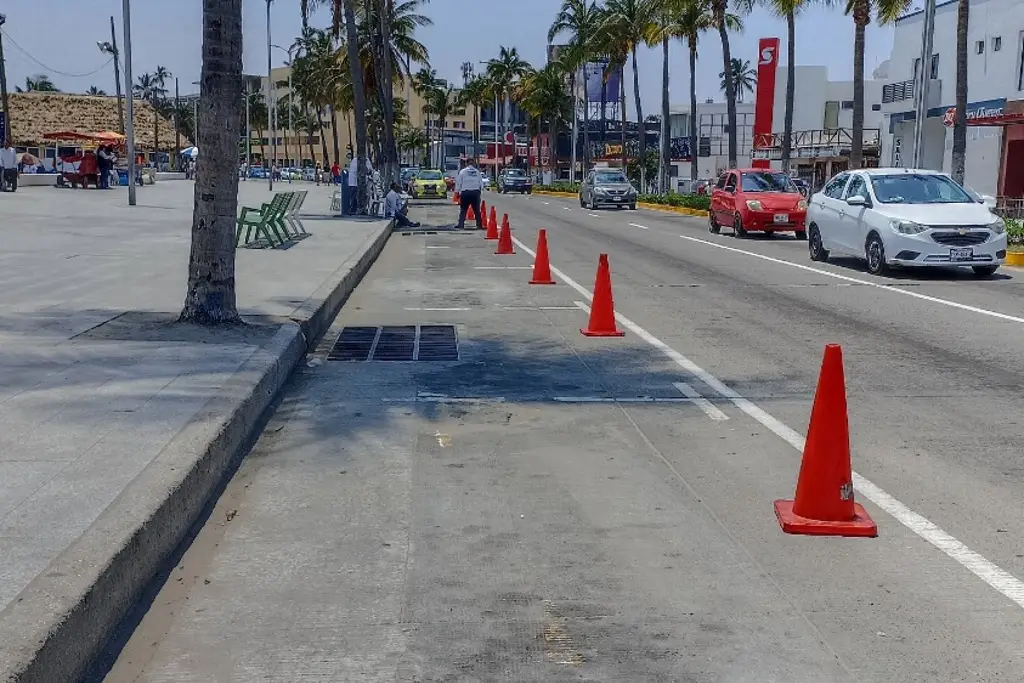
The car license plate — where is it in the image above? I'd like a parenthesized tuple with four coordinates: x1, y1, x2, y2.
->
(613, 197, 622, 202)
(950, 247, 973, 262)
(774, 213, 789, 223)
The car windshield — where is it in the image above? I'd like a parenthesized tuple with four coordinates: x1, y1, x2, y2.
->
(595, 171, 627, 184)
(740, 172, 796, 193)
(870, 173, 975, 204)
(417, 170, 442, 180)
(505, 170, 525, 178)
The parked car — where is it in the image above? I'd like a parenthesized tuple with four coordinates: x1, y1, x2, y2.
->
(409, 169, 447, 199)
(497, 168, 533, 194)
(806, 168, 1006, 277)
(579, 169, 637, 209)
(302, 167, 317, 182)
(709, 169, 808, 239)
(249, 166, 266, 179)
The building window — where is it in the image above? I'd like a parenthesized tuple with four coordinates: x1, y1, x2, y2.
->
(913, 57, 921, 82)
(976, 40, 986, 55)
(993, 36, 1002, 52)
(841, 100, 854, 110)
(929, 53, 939, 79)
(453, 121, 466, 129)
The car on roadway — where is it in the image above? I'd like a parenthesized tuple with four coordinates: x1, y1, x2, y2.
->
(579, 169, 637, 210)
(408, 169, 447, 199)
(806, 168, 1007, 277)
(497, 168, 533, 194)
(302, 167, 317, 182)
(709, 168, 808, 239)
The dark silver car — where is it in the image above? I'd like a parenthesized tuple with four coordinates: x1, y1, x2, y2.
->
(579, 169, 637, 210)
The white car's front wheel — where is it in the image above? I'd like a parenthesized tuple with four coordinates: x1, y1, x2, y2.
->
(865, 233, 889, 276)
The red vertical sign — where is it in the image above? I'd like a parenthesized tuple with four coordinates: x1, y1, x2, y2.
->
(751, 37, 780, 169)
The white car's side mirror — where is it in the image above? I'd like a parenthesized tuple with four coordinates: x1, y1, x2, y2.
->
(846, 195, 868, 206)
(980, 194, 996, 209)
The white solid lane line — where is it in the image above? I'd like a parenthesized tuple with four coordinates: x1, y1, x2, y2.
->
(672, 381, 730, 421)
(629, 223, 650, 230)
(588, 213, 601, 218)
(543, 201, 551, 205)
(510, 234, 1024, 612)
(678, 233, 1024, 325)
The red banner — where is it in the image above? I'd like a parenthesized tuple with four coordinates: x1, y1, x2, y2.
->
(751, 37, 780, 169)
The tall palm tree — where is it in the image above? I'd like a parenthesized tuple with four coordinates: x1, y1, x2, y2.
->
(765, 0, 808, 172)
(549, 0, 601, 173)
(180, 0, 243, 325)
(601, 0, 657, 185)
(951, 0, 968, 183)
(153, 66, 172, 164)
(486, 46, 532, 143)
(845, 0, 909, 168)
(719, 57, 756, 103)
(15, 74, 60, 92)
(423, 85, 460, 168)
(676, 0, 715, 184)
(517, 63, 573, 177)
(710, 0, 749, 168)
(342, 0, 370, 213)
(646, 0, 685, 192)
(292, 27, 345, 165)
(397, 125, 429, 165)
(460, 74, 494, 160)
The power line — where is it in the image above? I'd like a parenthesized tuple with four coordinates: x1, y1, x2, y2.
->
(0, 28, 113, 78)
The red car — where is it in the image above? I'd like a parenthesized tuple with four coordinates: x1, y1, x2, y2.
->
(708, 168, 808, 239)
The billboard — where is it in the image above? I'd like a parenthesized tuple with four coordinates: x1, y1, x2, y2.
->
(584, 61, 621, 102)
(751, 37, 780, 169)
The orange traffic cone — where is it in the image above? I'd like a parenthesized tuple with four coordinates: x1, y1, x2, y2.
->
(468, 205, 477, 221)
(495, 215, 515, 255)
(774, 344, 877, 537)
(453, 191, 461, 205)
(481, 200, 488, 219)
(580, 254, 624, 337)
(485, 207, 499, 240)
(529, 230, 556, 285)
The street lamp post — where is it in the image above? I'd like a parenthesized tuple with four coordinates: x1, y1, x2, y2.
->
(0, 14, 12, 142)
(97, 16, 125, 135)
(271, 44, 295, 166)
(121, 0, 136, 206)
(912, 0, 937, 169)
(266, 0, 274, 191)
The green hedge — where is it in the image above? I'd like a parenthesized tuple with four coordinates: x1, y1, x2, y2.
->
(533, 185, 711, 212)
(1007, 217, 1024, 246)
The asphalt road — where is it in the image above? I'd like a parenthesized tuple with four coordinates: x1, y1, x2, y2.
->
(99, 194, 1024, 682)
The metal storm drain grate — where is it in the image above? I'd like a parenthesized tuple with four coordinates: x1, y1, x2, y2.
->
(327, 325, 459, 362)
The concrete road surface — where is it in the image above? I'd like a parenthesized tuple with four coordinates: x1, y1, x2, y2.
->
(99, 195, 1024, 682)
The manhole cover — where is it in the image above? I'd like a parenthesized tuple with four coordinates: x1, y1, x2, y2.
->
(327, 325, 459, 362)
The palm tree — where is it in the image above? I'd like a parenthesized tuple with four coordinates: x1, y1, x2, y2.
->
(675, 0, 715, 184)
(460, 74, 494, 161)
(486, 46, 532, 146)
(719, 58, 756, 103)
(601, 0, 657, 186)
(710, 0, 749, 168)
(951, 0, 968, 183)
(245, 89, 269, 163)
(412, 67, 442, 166)
(549, 0, 601, 173)
(765, 0, 808, 172)
(845, 0, 909, 168)
(397, 125, 429, 165)
(517, 63, 573, 178)
(292, 27, 346, 165)
(341, 0, 370, 213)
(423, 85, 460, 168)
(87, 86, 107, 96)
(646, 0, 685, 192)
(16, 74, 60, 92)
(180, 0, 243, 325)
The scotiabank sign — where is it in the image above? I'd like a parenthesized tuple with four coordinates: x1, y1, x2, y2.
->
(751, 37, 780, 169)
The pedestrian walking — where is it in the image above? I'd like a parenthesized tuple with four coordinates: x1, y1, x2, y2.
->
(455, 157, 485, 229)
(0, 139, 18, 193)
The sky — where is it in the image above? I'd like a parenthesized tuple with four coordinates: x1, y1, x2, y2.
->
(0, 0, 899, 118)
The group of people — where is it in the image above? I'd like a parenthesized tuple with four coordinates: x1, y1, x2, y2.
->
(0, 139, 18, 192)
(381, 157, 487, 230)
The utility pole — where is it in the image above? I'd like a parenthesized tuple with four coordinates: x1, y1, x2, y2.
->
(174, 77, 180, 170)
(0, 14, 12, 142)
(109, 17, 124, 134)
(266, 0, 274, 191)
(122, 0, 136, 206)
(912, 0, 937, 168)
(245, 78, 252, 172)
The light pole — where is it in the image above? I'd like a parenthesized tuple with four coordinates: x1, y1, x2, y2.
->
(912, 0, 937, 168)
(121, 0, 136, 206)
(271, 44, 294, 166)
(266, 0, 275, 191)
(0, 13, 11, 142)
(97, 18, 124, 135)
(191, 80, 199, 150)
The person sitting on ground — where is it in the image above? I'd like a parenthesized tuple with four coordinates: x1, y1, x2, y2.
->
(385, 182, 420, 228)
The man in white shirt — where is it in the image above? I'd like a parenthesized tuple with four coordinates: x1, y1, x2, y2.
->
(385, 182, 420, 228)
(347, 153, 374, 214)
(454, 157, 485, 229)
(0, 139, 18, 193)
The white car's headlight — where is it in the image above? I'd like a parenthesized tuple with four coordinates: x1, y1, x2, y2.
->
(890, 219, 929, 235)
(746, 200, 763, 212)
(989, 217, 1006, 234)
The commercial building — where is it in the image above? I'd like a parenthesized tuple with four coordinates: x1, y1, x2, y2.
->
(877, 0, 1024, 207)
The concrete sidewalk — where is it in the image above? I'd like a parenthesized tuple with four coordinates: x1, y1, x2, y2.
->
(0, 181, 391, 682)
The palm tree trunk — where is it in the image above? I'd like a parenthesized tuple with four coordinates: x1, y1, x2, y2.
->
(582, 68, 591, 170)
(951, 0, 969, 184)
(474, 104, 480, 159)
(549, 116, 557, 179)
(716, 1, 738, 168)
(620, 64, 627, 176)
(850, 0, 868, 169)
(660, 35, 671, 194)
(316, 110, 330, 164)
(689, 41, 699, 184)
(153, 92, 160, 169)
(180, 0, 242, 324)
(342, 0, 370, 213)
(782, 11, 796, 173)
(257, 127, 266, 163)
(329, 106, 341, 166)
(378, 0, 399, 183)
(631, 49, 645, 183)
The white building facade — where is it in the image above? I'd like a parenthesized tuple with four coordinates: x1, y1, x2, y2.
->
(878, 0, 1024, 201)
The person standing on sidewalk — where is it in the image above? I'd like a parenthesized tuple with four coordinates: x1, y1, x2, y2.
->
(0, 139, 18, 193)
(455, 157, 484, 229)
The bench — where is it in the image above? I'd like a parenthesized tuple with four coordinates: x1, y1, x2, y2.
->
(235, 193, 292, 248)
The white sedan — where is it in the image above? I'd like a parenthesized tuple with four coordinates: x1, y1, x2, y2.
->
(806, 168, 1006, 277)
